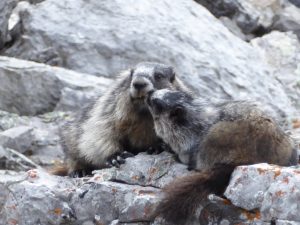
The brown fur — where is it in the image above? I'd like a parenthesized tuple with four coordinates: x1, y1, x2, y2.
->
(53, 63, 190, 177)
(49, 164, 68, 176)
(156, 164, 236, 225)
(147, 90, 298, 224)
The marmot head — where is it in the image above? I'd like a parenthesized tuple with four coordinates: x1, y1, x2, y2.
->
(146, 89, 200, 153)
(129, 62, 176, 105)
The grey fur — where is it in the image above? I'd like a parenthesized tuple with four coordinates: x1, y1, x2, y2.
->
(147, 89, 298, 224)
(60, 62, 190, 176)
(147, 89, 298, 170)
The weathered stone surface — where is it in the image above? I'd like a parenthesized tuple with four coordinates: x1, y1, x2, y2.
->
(0, 110, 67, 167)
(272, 3, 300, 39)
(251, 31, 300, 110)
(0, 154, 300, 225)
(0, 126, 33, 153)
(196, 0, 284, 34)
(219, 16, 252, 40)
(0, 110, 29, 131)
(0, 146, 40, 171)
(289, 0, 300, 7)
(0, 56, 110, 115)
(0, 168, 160, 225)
(3, 0, 298, 119)
(0, 0, 17, 49)
(225, 164, 300, 221)
(91, 152, 190, 188)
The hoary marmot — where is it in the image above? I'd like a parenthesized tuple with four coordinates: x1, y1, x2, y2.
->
(54, 62, 190, 177)
(146, 89, 298, 225)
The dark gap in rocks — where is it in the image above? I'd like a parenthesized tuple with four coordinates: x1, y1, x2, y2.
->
(250, 25, 270, 38)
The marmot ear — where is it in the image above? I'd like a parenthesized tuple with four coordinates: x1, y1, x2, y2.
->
(129, 68, 134, 78)
(170, 71, 176, 82)
(170, 106, 187, 125)
(170, 106, 185, 118)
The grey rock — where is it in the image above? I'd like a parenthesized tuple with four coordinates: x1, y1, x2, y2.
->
(289, 0, 300, 7)
(91, 152, 190, 188)
(225, 164, 300, 222)
(0, 0, 17, 49)
(0, 126, 33, 153)
(0, 56, 110, 115)
(0, 110, 68, 167)
(272, 4, 300, 40)
(0, 146, 40, 171)
(0, 168, 160, 225)
(0, 110, 29, 131)
(276, 220, 300, 225)
(251, 31, 300, 110)
(1, 154, 300, 224)
(219, 16, 252, 41)
(110, 221, 149, 225)
(196, 0, 284, 34)
(3, 0, 299, 119)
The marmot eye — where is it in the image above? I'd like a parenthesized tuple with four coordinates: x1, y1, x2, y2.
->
(154, 73, 164, 81)
(169, 106, 185, 118)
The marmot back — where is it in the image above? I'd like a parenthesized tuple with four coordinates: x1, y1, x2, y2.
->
(56, 63, 190, 177)
(146, 89, 298, 224)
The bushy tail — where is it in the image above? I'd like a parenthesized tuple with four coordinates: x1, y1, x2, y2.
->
(49, 164, 69, 176)
(155, 164, 236, 225)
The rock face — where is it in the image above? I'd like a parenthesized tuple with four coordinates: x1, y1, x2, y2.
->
(0, 156, 300, 225)
(3, 0, 299, 119)
(196, 0, 284, 34)
(0, 56, 111, 115)
(225, 164, 300, 222)
(196, 0, 300, 40)
(251, 31, 300, 110)
(0, 0, 17, 49)
(272, 3, 300, 39)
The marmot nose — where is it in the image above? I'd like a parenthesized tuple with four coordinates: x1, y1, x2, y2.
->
(133, 82, 147, 90)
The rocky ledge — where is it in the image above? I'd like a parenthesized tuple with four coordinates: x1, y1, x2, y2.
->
(0, 152, 300, 225)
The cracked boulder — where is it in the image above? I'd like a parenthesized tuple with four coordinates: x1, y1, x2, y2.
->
(225, 163, 300, 222)
(0, 56, 111, 115)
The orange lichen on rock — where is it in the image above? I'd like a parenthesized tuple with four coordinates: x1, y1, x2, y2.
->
(275, 190, 286, 197)
(292, 119, 300, 129)
(53, 208, 62, 215)
(242, 210, 261, 221)
(6, 205, 16, 210)
(135, 189, 156, 196)
(257, 168, 267, 175)
(273, 168, 281, 178)
(27, 169, 38, 179)
(282, 176, 289, 184)
(131, 175, 140, 181)
(8, 219, 18, 225)
(293, 170, 300, 175)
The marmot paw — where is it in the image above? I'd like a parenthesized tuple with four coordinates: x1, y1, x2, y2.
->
(106, 151, 134, 168)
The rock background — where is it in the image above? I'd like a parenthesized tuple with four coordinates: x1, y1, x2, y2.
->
(0, 0, 300, 224)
